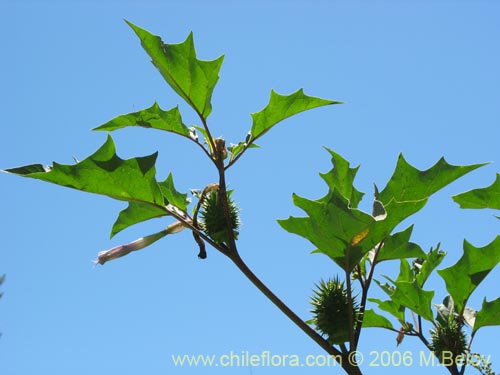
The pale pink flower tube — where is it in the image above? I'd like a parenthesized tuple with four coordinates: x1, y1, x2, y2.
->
(95, 221, 187, 265)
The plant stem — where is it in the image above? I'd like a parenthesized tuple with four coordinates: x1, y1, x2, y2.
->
(344, 250, 355, 351)
(215, 137, 363, 374)
(229, 251, 363, 375)
(354, 239, 384, 346)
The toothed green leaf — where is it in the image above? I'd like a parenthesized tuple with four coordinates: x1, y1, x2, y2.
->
(319, 148, 364, 208)
(111, 202, 168, 238)
(5, 135, 164, 206)
(453, 173, 500, 211)
(362, 309, 395, 329)
(474, 297, 500, 334)
(438, 236, 500, 313)
(376, 226, 426, 263)
(126, 21, 224, 119)
(94, 102, 191, 138)
(250, 89, 340, 143)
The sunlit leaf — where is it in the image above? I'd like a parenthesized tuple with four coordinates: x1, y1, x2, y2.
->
(368, 298, 405, 323)
(111, 202, 169, 238)
(126, 21, 224, 119)
(280, 152, 481, 273)
(319, 148, 364, 208)
(93, 102, 191, 138)
(473, 297, 500, 334)
(453, 173, 500, 210)
(250, 89, 340, 143)
(376, 226, 426, 263)
(438, 236, 500, 313)
(378, 155, 485, 224)
(362, 309, 394, 329)
(158, 173, 189, 212)
(395, 259, 413, 283)
(415, 245, 446, 287)
(379, 155, 485, 203)
(109, 174, 187, 238)
(5, 135, 164, 206)
(390, 280, 435, 322)
(279, 188, 376, 272)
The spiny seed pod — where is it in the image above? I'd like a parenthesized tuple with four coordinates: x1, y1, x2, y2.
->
(201, 190, 239, 245)
(430, 319, 467, 363)
(310, 278, 360, 345)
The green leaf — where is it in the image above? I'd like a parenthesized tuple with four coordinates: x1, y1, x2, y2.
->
(109, 173, 188, 238)
(318, 148, 364, 209)
(453, 173, 500, 210)
(93, 102, 191, 138)
(126, 21, 224, 119)
(250, 89, 340, 143)
(395, 259, 413, 283)
(378, 155, 485, 225)
(111, 202, 168, 238)
(362, 309, 394, 329)
(415, 245, 446, 287)
(5, 135, 164, 206)
(379, 155, 485, 204)
(473, 297, 500, 334)
(390, 280, 435, 322)
(438, 236, 500, 313)
(368, 298, 405, 323)
(158, 173, 189, 212)
(279, 150, 429, 272)
(279, 189, 376, 272)
(376, 226, 426, 263)
(374, 265, 435, 323)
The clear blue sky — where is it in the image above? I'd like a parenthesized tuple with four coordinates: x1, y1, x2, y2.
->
(1, 1, 499, 374)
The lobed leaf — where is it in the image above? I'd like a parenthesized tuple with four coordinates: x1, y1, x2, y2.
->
(368, 298, 405, 323)
(279, 189, 376, 272)
(250, 89, 340, 143)
(376, 226, 426, 263)
(473, 297, 500, 334)
(379, 155, 485, 203)
(378, 155, 485, 224)
(111, 202, 168, 238)
(158, 173, 189, 212)
(5, 135, 164, 206)
(362, 309, 394, 330)
(279, 150, 430, 272)
(318, 148, 364, 209)
(110, 173, 189, 237)
(93, 102, 191, 138)
(126, 21, 224, 119)
(390, 280, 434, 322)
(438, 236, 500, 313)
(415, 245, 446, 287)
(453, 173, 500, 210)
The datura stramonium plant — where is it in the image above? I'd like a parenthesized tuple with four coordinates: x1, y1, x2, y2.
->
(200, 190, 240, 245)
(310, 278, 360, 345)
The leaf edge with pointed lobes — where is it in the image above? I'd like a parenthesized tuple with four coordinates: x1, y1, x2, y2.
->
(379, 154, 486, 205)
(249, 89, 341, 144)
(453, 173, 500, 210)
(4, 135, 164, 206)
(93, 102, 191, 138)
(473, 296, 500, 334)
(125, 20, 224, 119)
(437, 236, 500, 313)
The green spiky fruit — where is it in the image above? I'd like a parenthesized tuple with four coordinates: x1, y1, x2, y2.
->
(310, 278, 360, 345)
(430, 319, 467, 363)
(201, 190, 239, 245)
